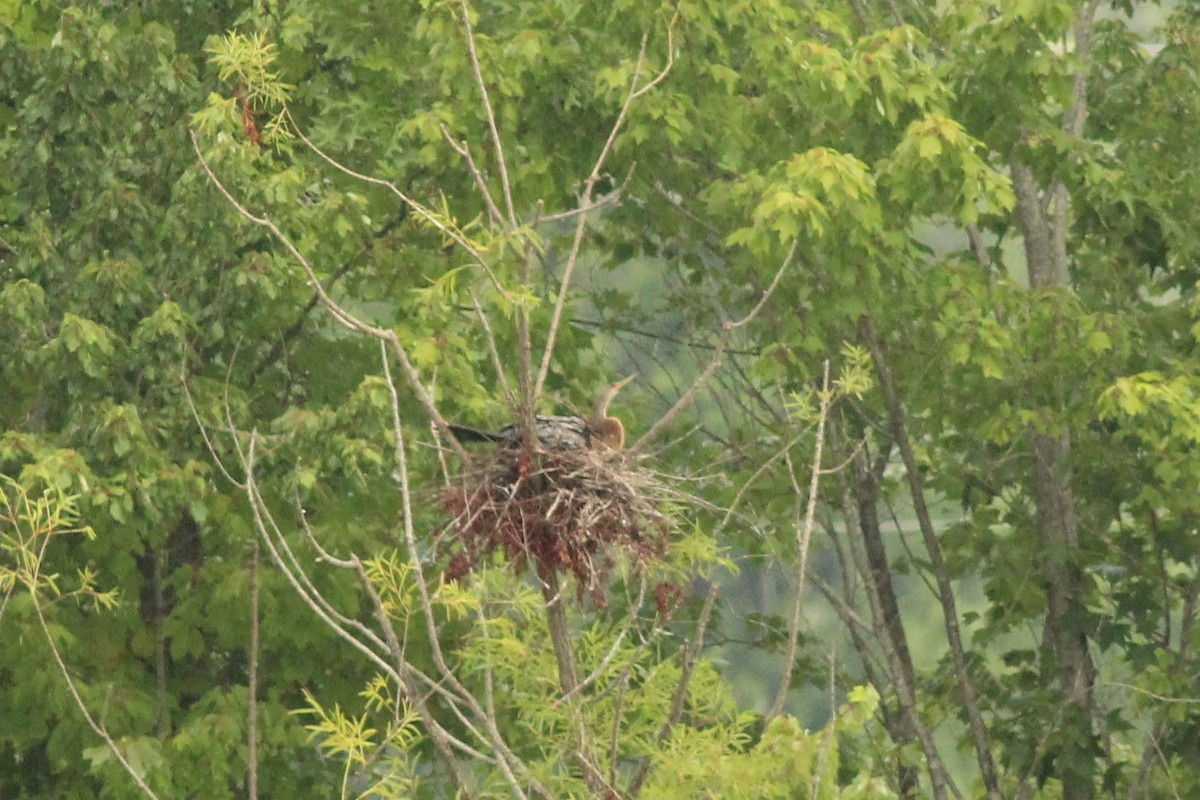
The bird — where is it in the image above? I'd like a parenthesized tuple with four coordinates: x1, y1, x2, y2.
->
(449, 374, 636, 451)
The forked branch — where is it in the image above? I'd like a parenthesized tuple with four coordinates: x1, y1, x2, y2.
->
(630, 239, 798, 453)
(190, 130, 470, 461)
(534, 13, 679, 399)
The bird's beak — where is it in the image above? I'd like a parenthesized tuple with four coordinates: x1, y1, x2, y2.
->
(612, 374, 637, 392)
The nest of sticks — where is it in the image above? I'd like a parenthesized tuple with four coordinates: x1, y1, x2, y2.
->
(440, 445, 673, 607)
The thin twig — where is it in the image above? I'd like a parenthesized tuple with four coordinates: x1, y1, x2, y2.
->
(179, 357, 245, 489)
(631, 239, 798, 453)
(766, 360, 831, 722)
(459, 0, 518, 227)
(718, 427, 814, 531)
(627, 580, 719, 797)
(439, 123, 507, 227)
(33, 598, 161, 800)
(534, 14, 678, 399)
(470, 290, 515, 407)
(537, 182, 627, 224)
(566, 314, 759, 356)
(726, 238, 800, 334)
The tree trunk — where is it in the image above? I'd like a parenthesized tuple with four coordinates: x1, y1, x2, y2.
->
(851, 442, 952, 800)
(1012, 159, 1097, 800)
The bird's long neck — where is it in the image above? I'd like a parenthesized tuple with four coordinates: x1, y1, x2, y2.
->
(588, 376, 633, 450)
(591, 388, 619, 427)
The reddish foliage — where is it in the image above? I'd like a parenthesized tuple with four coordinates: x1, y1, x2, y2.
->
(240, 95, 261, 146)
(654, 581, 683, 618)
(445, 552, 472, 582)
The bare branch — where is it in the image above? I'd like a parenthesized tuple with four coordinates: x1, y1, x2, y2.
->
(557, 576, 648, 705)
(537, 179, 628, 224)
(440, 122, 507, 228)
(627, 579, 719, 797)
(459, 0, 518, 227)
(717, 428, 810, 530)
(282, 112, 513, 299)
(470, 289, 515, 407)
(726, 238, 799, 333)
(534, 14, 678, 399)
(190, 130, 472, 461)
(631, 354, 724, 453)
(179, 365, 245, 489)
(766, 360, 831, 722)
(631, 239, 797, 452)
(242, 440, 401, 682)
(248, 540, 260, 800)
(232, 425, 483, 787)
(33, 598, 162, 800)
(379, 344, 555, 800)
(268, 484, 396, 659)
(808, 571, 875, 654)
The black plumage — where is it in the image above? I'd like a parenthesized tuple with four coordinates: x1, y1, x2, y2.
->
(449, 416, 592, 450)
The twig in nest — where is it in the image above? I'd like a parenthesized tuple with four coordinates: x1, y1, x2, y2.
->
(441, 447, 673, 608)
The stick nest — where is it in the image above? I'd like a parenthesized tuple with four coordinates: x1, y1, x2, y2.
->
(441, 446, 672, 606)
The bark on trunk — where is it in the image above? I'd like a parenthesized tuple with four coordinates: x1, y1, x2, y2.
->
(852, 445, 953, 800)
(1012, 154, 1098, 800)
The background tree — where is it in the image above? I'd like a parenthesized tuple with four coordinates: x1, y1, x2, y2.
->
(4, 1, 1200, 798)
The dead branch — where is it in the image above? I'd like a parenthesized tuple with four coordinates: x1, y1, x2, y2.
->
(190, 130, 471, 462)
(32, 598, 161, 800)
(534, 13, 679, 400)
(626, 579, 719, 797)
(766, 360, 831, 722)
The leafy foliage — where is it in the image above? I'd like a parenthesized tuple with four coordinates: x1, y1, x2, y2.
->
(4, 0, 1200, 798)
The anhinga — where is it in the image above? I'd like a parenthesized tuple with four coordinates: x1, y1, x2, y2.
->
(450, 374, 636, 451)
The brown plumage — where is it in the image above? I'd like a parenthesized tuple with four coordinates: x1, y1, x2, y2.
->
(587, 373, 636, 449)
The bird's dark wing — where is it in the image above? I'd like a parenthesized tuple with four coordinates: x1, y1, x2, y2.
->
(448, 423, 507, 444)
(446, 419, 590, 450)
(532, 415, 591, 450)
(447, 417, 592, 449)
